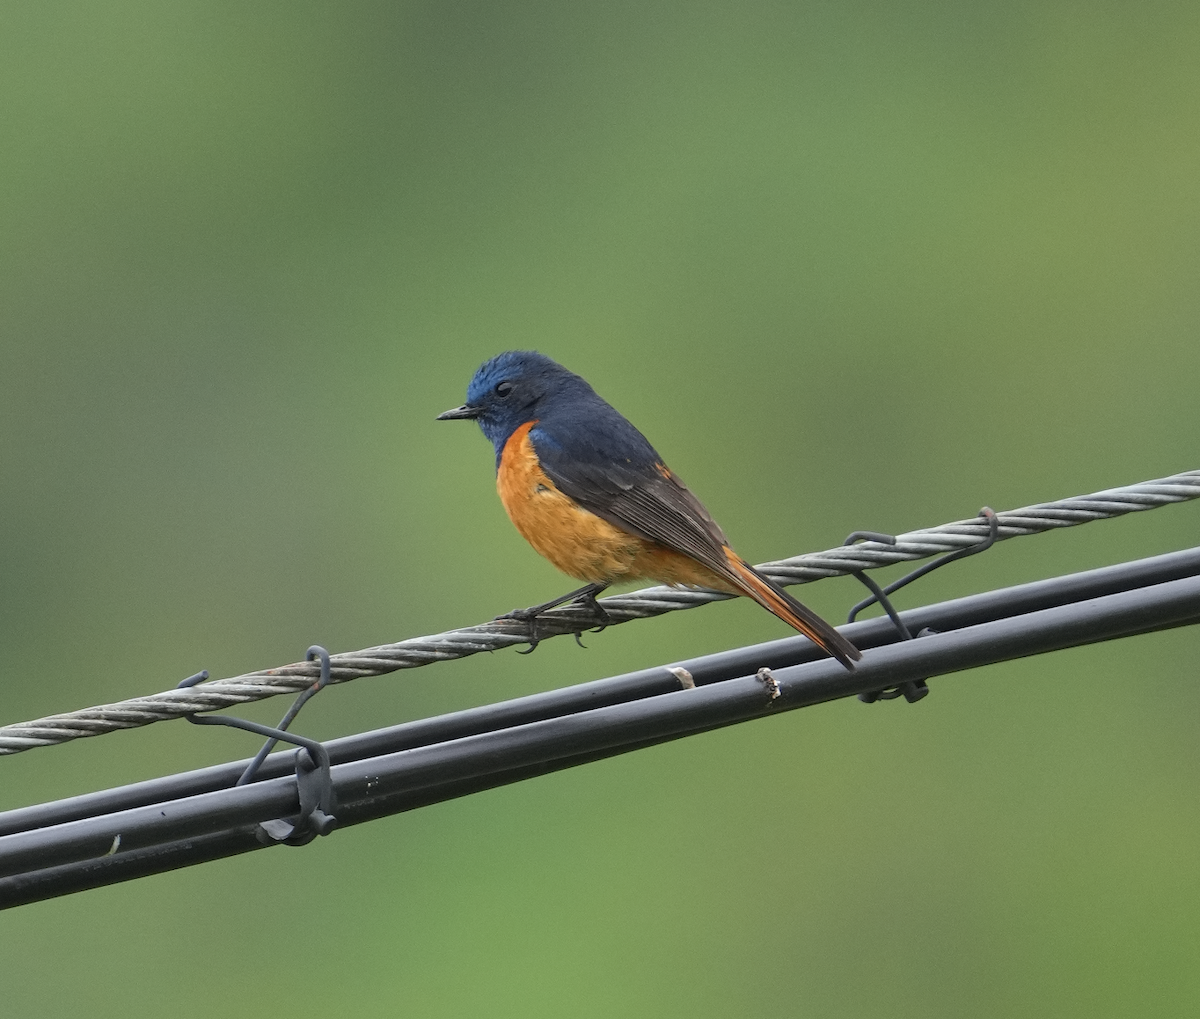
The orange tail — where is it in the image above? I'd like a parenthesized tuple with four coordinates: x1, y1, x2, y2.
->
(724, 549, 862, 670)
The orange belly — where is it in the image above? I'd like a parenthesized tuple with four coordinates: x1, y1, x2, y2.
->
(496, 422, 734, 590)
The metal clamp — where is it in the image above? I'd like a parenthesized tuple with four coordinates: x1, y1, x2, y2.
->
(177, 645, 337, 845)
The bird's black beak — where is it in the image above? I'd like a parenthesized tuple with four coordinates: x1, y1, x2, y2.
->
(436, 404, 481, 421)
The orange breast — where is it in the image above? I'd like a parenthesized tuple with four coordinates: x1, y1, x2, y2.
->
(496, 422, 733, 590)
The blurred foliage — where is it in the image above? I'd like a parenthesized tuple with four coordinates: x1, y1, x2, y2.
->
(1, 2, 1198, 1016)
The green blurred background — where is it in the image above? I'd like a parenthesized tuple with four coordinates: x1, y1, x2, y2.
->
(2, 2, 1198, 1015)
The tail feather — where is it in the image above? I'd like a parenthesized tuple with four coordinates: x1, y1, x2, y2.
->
(724, 550, 861, 670)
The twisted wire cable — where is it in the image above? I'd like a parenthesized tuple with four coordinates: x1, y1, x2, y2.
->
(2, 469, 1197, 755)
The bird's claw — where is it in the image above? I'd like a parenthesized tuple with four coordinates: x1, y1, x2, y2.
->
(494, 607, 544, 653)
(577, 593, 611, 630)
(571, 595, 610, 643)
(497, 586, 611, 654)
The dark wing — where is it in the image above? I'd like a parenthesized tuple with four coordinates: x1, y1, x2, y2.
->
(531, 411, 862, 669)
(530, 420, 742, 586)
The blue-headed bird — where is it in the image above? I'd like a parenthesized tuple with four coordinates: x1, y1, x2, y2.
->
(438, 351, 860, 670)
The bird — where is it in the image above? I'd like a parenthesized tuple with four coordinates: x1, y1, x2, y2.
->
(437, 351, 861, 670)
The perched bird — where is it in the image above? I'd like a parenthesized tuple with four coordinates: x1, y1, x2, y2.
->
(437, 351, 861, 670)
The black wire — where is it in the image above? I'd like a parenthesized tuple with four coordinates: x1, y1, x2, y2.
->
(0, 555, 1197, 909)
(4, 546, 1200, 841)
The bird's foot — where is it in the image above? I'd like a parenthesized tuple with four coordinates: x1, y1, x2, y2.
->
(494, 583, 611, 653)
(492, 606, 542, 653)
(565, 587, 613, 646)
(575, 588, 612, 632)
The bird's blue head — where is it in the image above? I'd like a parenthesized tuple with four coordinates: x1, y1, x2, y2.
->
(436, 351, 593, 457)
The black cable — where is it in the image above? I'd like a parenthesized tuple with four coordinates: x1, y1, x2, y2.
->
(0, 559, 1196, 909)
(5, 546, 1198, 838)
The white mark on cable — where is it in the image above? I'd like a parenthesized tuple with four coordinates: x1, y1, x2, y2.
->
(667, 667, 695, 690)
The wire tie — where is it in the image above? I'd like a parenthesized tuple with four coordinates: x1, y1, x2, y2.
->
(176, 646, 337, 846)
(845, 508, 999, 704)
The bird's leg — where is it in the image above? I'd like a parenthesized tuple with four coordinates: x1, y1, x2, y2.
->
(496, 583, 609, 622)
(496, 583, 611, 653)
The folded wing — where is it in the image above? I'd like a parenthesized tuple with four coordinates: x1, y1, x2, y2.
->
(532, 424, 860, 669)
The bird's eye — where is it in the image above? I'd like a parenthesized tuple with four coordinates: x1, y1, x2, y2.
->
(495, 381, 514, 397)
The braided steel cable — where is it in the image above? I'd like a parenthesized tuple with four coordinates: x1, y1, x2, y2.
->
(1, 469, 1197, 755)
